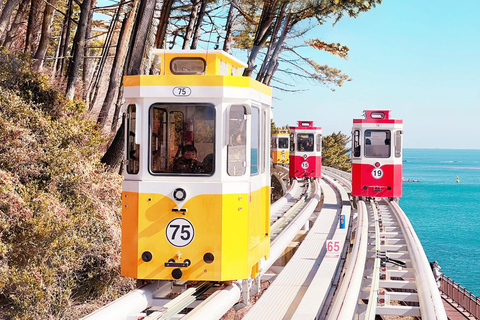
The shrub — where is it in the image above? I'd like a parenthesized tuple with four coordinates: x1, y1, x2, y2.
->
(0, 50, 134, 319)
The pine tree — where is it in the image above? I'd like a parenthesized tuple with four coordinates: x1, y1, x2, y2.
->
(322, 132, 350, 172)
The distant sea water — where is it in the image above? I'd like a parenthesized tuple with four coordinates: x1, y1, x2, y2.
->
(400, 149, 480, 297)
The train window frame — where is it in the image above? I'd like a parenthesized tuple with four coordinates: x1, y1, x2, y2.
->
(353, 130, 361, 158)
(250, 107, 260, 175)
(364, 129, 391, 158)
(126, 104, 139, 174)
(170, 58, 206, 75)
(395, 130, 403, 158)
(370, 111, 386, 119)
(261, 109, 267, 174)
(227, 105, 247, 176)
(316, 134, 322, 152)
(296, 133, 314, 152)
(149, 103, 215, 176)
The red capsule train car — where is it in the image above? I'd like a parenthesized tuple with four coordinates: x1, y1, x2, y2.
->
(289, 121, 322, 179)
(351, 110, 403, 199)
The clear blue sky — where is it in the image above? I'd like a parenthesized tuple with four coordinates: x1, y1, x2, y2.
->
(269, 0, 480, 149)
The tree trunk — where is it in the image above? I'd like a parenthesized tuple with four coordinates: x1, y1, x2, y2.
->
(97, 0, 140, 130)
(126, 0, 157, 75)
(111, 84, 124, 132)
(33, 0, 57, 72)
(142, 0, 162, 74)
(182, 0, 200, 49)
(82, 3, 95, 100)
(263, 12, 291, 85)
(189, 0, 207, 49)
(65, 0, 92, 101)
(2, 0, 30, 48)
(88, 0, 124, 109)
(222, 3, 235, 53)
(242, 0, 276, 77)
(154, 0, 174, 48)
(24, 0, 40, 53)
(0, 0, 22, 43)
(256, 7, 284, 82)
(55, 0, 73, 76)
(101, 117, 125, 171)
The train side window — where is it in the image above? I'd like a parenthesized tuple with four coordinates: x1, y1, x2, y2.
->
(261, 109, 267, 174)
(126, 104, 139, 174)
(272, 136, 278, 149)
(227, 105, 247, 176)
(151, 108, 168, 172)
(150, 104, 215, 175)
(316, 134, 322, 152)
(395, 130, 403, 158)
(364, 130, 391, 158)
(251, 107, 260, 175)
(297, 133, 314, 152)
(353, 130, 360, 157)
(290, 133, 295, 152)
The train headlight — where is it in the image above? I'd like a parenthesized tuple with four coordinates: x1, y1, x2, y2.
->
(203, 253, 215, 264)
(173, 188, 187, 201)
(375, 162, 381, 167)
(141, 251, 153, 262)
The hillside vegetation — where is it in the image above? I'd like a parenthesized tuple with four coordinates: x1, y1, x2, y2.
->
(0, 50, 134, 319)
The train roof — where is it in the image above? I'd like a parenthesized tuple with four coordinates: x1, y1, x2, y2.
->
(353, 110, 403, 124)
(289, 121, 322, 131)
(122, 50, 272, 100)
(151, 49, 247, 76)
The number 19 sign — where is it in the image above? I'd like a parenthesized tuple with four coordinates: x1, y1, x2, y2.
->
(166, 218, 195, 247)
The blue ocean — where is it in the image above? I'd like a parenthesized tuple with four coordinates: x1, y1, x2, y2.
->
(400, 149, 480, 297)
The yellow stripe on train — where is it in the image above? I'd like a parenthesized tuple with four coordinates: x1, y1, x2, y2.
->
(121, 187, 270, 281)
(123, 75, 272, 97)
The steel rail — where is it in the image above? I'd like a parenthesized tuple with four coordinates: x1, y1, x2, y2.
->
(364, 200, 381, 319)
(389, 200, 448, 319)
(325, 199, 368, 320)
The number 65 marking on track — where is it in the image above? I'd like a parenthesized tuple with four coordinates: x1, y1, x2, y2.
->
(166, 218, 195, 247)
(326, 240, 340, 253)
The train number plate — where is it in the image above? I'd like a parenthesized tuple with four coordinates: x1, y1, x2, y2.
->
(166, 218, 195, 247)
(301, 161, 309, 169)
(173, 87, 192, 96)
(372, 168, 383, 179)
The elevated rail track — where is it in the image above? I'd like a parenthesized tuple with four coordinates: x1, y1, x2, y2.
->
(83, 168, 448, 320)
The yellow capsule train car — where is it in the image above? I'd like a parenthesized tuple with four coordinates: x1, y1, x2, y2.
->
(271, 130, 290, 165)
(121, 50, 272, 281)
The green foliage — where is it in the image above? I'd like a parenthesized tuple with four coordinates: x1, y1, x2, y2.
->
(322, 132, 351, 172)
(0, 50, 135, 319)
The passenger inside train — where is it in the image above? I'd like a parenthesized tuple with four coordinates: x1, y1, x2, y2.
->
(173, 145, 203, 173)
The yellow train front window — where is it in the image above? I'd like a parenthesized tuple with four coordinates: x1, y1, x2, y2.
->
(278, 137, 288, 149)
(150, 104, 215, 175)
